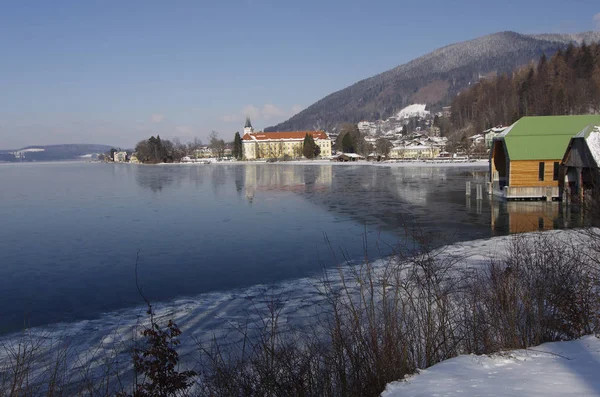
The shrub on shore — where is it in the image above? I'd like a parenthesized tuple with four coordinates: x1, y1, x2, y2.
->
(2, 229, 599, 396)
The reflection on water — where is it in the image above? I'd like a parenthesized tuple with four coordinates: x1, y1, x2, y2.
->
(243, 164, 333, 203)
(2, 162, 581, 334)
(490, 200, 582, 234)
(131, 164, 580, 239)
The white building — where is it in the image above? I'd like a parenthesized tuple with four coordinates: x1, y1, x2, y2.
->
(242, 129, 332, 160)
(113, 151, 128, 162)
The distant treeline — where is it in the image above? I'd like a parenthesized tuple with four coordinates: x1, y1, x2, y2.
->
(133, 132, 227, 163)
(450, 42, 600, 133)
(135, 136, 188, 164)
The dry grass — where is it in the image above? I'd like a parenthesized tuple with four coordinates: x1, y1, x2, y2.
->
(2, 229, 599, 396)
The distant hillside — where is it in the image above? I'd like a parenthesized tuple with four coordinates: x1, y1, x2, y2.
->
(266, 31, 600, 132)
(0, 144, 114, 162)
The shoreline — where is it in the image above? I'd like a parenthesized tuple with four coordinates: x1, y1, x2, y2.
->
(165, 158, 490, 168)
(0, 228, 588, 375)
(1, 159, 490, 168)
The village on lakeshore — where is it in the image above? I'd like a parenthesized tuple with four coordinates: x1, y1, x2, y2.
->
(98, 106, 600, 204)
(4, 1, 600, 392)
(103, 105, 496, 166)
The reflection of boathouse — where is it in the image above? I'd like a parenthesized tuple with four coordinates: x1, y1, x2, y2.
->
(490, 199, 586, 234)
(490, 115, 600, 200)
(491, 201, 560, 234)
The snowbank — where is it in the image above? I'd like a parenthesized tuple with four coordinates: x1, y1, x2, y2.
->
(382, 335, 600, 397)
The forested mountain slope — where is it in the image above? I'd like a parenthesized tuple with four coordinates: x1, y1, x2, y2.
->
(266, 31, 600, 132)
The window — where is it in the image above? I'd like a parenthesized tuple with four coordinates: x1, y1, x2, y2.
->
(553, 162, 559, 181)
(538, 162, 545, 181)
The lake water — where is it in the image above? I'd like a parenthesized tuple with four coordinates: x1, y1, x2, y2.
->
(0, 162, 577, 335)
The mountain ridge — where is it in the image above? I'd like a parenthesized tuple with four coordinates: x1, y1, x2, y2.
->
(265, 31, 600, 132)
(0, 144, 115, 162)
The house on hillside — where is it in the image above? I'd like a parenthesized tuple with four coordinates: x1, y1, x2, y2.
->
(561, 125, 600, 204)
(490, 115, 600, 200)
(242, 120, 332, 160)
(469, 134, 485, 146)
(484, 126, 507, 149)
(113, 151, 128, 163)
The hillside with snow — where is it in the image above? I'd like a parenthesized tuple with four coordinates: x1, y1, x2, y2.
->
(397, 104, 430, 119)
(0, 144, 113, 162)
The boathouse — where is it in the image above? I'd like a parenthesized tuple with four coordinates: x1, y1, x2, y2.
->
(490, 115, 600, 200)
(561, 125, 600, 204)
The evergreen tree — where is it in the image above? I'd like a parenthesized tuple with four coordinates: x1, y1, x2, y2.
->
(233, 132, 243, 160)
(341, 132, 355, 153)
(302, 133, 319, 159)
(448, 42, 600, 134)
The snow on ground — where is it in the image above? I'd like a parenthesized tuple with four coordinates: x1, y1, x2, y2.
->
(284, 159, 489, 168)
(0, 229, 592, 386)
(382, 335, 600, 397)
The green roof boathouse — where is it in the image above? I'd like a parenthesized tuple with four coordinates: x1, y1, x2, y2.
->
(489, 115, 600, 200)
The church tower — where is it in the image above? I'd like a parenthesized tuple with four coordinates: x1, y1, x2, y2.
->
(243, 117, 254, 135)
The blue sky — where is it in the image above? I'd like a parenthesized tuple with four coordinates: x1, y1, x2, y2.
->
(1, 0, 599, 149)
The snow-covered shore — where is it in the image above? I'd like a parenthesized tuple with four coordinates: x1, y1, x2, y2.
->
(169, 158, 489, 168)
(286, 159, 489, 168)
(382, 335, 600, 396)
(0, 228, 593, 390)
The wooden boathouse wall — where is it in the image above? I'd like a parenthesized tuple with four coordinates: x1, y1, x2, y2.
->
(509, 160, 561, 187)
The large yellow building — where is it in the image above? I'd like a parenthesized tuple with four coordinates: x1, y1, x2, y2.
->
(389, 144, 440, 159)
(242, 130, 332, 160)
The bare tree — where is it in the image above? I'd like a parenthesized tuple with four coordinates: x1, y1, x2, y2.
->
(209, 131, 226, 159)
(375, 138, 392, 157)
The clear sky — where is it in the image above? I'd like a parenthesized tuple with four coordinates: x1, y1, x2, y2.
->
(1, 0, 599, 149)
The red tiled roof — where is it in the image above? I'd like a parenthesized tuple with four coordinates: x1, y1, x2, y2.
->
(242, 131, 329, 141)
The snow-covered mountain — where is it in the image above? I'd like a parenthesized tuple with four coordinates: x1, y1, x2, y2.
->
(266, 31, 600, 133)
(0, 144, 114, 162)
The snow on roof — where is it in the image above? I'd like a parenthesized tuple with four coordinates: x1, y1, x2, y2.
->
(397, 104, 429, 119)
(497, 121, 517, 137)
(335, 153, 364, 158)
(242, 131, 329, 141)
(392, 144, 436, 150)
(585, 126, 600, 167)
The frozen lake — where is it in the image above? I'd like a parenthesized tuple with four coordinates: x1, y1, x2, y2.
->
(0, 161, 577, 335)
